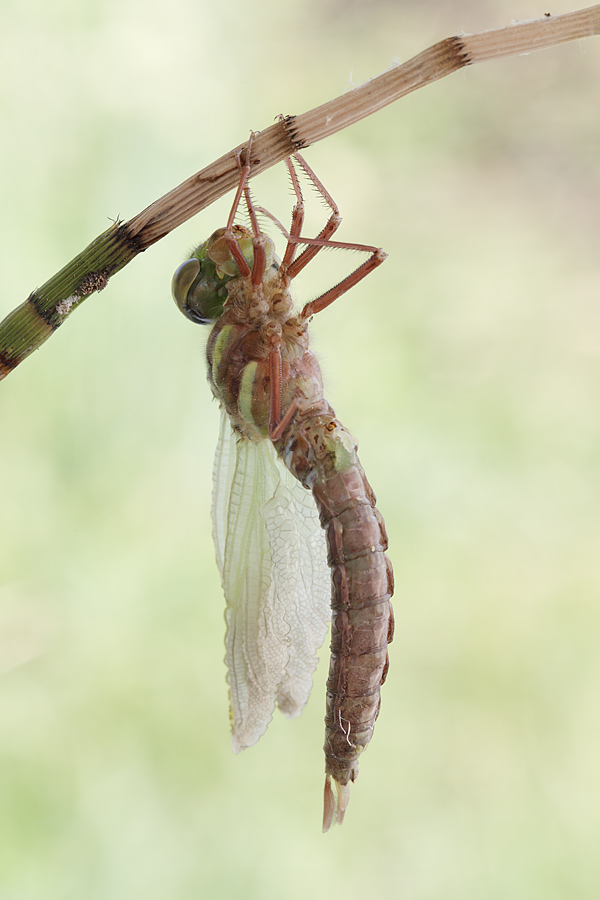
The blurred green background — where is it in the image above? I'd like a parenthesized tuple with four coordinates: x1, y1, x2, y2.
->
(1, 0, 600, 896)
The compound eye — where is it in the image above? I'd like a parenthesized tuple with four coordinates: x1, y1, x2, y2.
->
(172, 257, 229, 324)
(172, 258, 202, 319)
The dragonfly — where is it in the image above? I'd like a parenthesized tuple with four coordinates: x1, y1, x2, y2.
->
(171, 137, 395, 831)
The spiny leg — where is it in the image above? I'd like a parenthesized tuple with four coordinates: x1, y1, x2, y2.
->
(223, 133, 268, 286)
(265, 326, 306, 442)
(265, 323, 304, 441)
(251, 199, 385, 315)
(246, 213, 386, 319)
(240, 159, 268, 287)
(300, 243, 387, 319)
(266, 155, 386, 427)
(223, 140, 253, 278)
(278, 155, 305, 270)
(267, 329, 283, 437)
(288, 152, 388, 304)
(255, 153, 344, 276)
(257, 151, 385, 315)
(284, 153, 343, 280)
(249, 155, 306, 271)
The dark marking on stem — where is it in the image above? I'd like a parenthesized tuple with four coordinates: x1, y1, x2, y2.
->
(0, 293, 58, 377)
(0, 352, 17, 379)
(115, 220, 147, 253)
(446, 34, 473, 68)
(195, 171, 220, 185)
(28, 292, 61, 329)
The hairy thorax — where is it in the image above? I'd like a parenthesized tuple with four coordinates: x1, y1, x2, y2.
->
(206, 270, 325, 441)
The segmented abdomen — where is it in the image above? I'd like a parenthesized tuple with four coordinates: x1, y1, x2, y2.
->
(276, 405, 395, 829)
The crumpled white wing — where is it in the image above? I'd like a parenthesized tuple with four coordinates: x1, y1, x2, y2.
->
(212, 409, 330, 753)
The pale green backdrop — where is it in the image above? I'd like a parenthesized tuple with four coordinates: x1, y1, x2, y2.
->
(1, 0, 600, 897)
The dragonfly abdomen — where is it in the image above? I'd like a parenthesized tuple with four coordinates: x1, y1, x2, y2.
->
(277, 407, 394, 830)
(323, 491, 393, 762)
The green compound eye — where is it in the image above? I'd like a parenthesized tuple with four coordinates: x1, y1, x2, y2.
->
(172, 258, 203, 321)
(172, 227, 277, 325)
(172, 255, 231, 324)
(172, 229, 235, 324)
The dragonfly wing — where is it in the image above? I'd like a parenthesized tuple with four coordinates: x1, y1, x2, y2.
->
(212, 409, 330, 752)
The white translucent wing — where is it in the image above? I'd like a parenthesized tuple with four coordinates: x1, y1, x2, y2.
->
(211, 408, 330, 752)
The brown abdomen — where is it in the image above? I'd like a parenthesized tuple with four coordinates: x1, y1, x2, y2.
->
(313, 463, 394, 786)
(277, 408, 394, 828)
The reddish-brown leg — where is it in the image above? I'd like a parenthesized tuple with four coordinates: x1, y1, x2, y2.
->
(239, 174, 269, 287)
(259, 152, 386, 430)
(268, 342, 283, 437)
(269, 377, 304, 442)
(300, 244, 387, 319)
(266, 324, 305, 440)
(249, 232, 267, 288)
(256, 150, 384, 318)
(255, 153, 343, 276)
(223, 133, 270, 285)
(287, 156, 387, 317)
(284, 153, 343, 280)
(276, 156, 305, 270)
(251, 221, 386, 320)
(223, 144, 253, 278)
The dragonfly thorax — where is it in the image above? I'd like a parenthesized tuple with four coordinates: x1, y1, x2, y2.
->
(206, 291, 320, 442)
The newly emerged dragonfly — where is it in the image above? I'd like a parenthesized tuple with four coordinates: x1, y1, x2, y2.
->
(172, 139, 394, 831)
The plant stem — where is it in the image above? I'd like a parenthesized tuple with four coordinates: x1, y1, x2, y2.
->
(2, 4, 600, 380)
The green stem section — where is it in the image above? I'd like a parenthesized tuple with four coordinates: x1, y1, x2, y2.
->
(0, 223, 139, 379)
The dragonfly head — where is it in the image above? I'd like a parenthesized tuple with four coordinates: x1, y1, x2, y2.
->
(172, 226, 277, 324)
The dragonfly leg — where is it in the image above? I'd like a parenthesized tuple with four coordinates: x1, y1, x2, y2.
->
(252, 151, 385, 315)
(287, 152, 387, 310)
(223, 134, 260, 280)
(225, 133, 272, 288)
(252, 153, 343, 277)
(268, 340, 283, 436)
(278, 156, 305, 270)
(284, 153, 342, 280)
(270, 393, 303, 442)
(300, 244, 387, 319)
(240, 164, 271, 288)
(266, 336, 304, 442)
(249, 232, 268, 288)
